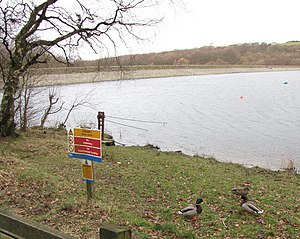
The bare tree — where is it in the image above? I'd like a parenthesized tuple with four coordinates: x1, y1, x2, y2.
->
(40, 87, 64, 128)
(15, 72, 43, 131)
(0, 0, 180, 137)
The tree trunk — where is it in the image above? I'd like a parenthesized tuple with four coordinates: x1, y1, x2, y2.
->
(0, 73, 19, 137)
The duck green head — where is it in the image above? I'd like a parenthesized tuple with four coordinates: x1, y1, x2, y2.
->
(196, 198, 203, 204)
(241, 195, 248, 201)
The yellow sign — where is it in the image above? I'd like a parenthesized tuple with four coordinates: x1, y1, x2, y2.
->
(74, 128, 101, 139)
(81, 160, 94, 182)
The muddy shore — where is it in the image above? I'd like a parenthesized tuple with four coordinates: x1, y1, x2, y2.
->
(1, 66, 300, 88)
(35, 66, 300, 86)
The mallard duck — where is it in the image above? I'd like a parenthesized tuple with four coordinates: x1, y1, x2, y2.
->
(178, 198, 203, 219)
(232, 184, 250, 196)
(240, 195, 263, 214)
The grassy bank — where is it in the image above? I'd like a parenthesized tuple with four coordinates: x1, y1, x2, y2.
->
(0, 128, 299, 238)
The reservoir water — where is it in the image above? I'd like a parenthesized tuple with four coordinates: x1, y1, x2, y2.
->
(3, 70, 300, 171)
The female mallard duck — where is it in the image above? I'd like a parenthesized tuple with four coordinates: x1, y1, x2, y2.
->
(240, 195, 263, 214)
(178, 198, 203, 219)
(232, 184, 250, 196)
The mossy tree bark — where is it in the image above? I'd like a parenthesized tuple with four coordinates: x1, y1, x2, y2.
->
(0, 81, 17, 137)
(0, 63, 23, 137)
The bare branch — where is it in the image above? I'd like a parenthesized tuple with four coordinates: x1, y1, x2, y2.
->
(40, 87, 64, 127)
(61, 86, 98, 126)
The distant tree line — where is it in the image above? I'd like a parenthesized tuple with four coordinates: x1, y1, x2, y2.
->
(3, 41, 300, 72)
(47, 41, 299, 68)
(3, 42, 300, 72)
(101, 42, 300, 66)
(14, 41, 300, 70)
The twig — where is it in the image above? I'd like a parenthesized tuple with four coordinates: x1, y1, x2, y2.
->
(221, 217, 228, 229)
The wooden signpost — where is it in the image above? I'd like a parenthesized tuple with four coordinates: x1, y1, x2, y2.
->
(68, 128, 102, 202)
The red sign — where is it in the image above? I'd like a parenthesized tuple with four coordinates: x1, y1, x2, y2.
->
(74, 137, 100, 148)
(68, 128, 102, 162)
(74, 145, 102, 157)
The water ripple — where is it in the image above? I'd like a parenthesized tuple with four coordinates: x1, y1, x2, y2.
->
(39, 71, 300, 171)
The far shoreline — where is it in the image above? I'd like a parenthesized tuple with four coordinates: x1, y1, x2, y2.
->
(1, 66, 300, 89)
(34, 66, 300, 87)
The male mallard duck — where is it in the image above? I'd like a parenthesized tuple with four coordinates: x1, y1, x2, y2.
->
(178, 198, 203, 220)
(240, 195, 263, 214)
(232, 184, 250, 196)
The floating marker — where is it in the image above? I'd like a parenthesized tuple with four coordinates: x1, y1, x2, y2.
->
(240, 96, 244, 99)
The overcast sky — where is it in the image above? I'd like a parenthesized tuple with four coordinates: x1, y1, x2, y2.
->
(79, 0, 300, 59)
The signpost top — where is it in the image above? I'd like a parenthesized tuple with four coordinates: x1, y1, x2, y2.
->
(74, 128, 101, 139)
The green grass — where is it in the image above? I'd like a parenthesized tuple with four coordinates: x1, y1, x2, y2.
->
(276, 41, 300, 46)
(0, 128, 299, 239)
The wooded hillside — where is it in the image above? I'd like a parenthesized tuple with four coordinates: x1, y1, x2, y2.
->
(78, 41, 300, 67)
(104, 41, 300, 66)
(17, 41, 300, 69)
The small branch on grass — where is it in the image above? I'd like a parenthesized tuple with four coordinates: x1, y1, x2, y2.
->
(221, 217, 228, 229)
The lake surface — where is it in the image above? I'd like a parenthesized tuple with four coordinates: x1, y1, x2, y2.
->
(3, 71, 300, 171)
